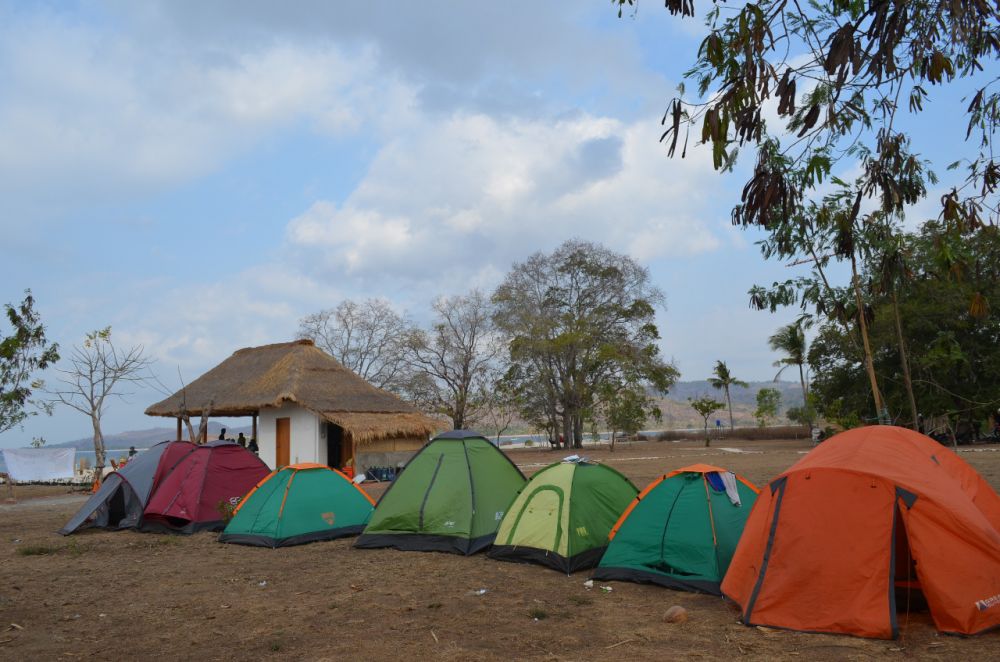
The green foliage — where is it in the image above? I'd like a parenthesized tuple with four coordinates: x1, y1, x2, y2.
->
(785, 404, 817, 427)
(708, 360, 748, 429)
(493, 240, 679, 448)
(1, 290, 60, 434)
(689, 395, 724, 447)
(30, 436, 46, 448)
(808, 222, 1000, 424)
(216, 498, 240, 524)
(622, 0, 1000, 420)
(754, 388, 781, 427)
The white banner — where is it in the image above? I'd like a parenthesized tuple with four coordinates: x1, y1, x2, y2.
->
(1, 448, 76, 481)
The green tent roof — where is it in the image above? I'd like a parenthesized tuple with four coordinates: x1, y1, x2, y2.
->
(489, 461, 638, 573)
(219, 464, 375, 548)
(354, 431, 526, 555)
(593, 465, 759, 594)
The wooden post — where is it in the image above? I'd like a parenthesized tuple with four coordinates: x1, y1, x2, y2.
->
(252, 413, 258, 442)
(176, 418, 182, 441)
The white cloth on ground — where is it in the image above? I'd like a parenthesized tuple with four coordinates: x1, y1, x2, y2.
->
(721, 471, 742, 506)
(1, 448, 76, 481)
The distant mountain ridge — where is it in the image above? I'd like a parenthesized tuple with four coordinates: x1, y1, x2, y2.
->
(47, 422, 252, 450)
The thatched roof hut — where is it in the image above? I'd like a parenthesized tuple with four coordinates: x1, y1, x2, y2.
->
(145, 339, 441, 447)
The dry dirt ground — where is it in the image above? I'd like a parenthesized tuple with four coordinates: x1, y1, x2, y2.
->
(2, 438, 1000, 661)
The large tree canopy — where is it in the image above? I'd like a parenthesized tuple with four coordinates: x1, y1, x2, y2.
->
(808, 222, 1000, 430)
(493, 239, 678, 448)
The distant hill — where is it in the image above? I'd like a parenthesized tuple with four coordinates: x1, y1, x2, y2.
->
(48, 422, 252, 450)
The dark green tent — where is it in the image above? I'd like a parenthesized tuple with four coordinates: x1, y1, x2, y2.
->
(219, 463, 375, 548)
(354, 430, 526, 555)
(592, 463, 759, 594)
(489, 461, 638, 573)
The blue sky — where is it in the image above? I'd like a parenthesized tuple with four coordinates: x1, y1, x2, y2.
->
(0, 1, 980, 447)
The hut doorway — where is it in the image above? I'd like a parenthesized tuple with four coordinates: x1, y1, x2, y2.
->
(325, 422, 351, 470)
(276, 418, 291, 467)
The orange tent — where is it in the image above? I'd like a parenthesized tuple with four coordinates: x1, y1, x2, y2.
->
(722, 426, 1000, 638)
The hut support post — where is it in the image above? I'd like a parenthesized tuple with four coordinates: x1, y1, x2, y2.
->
(252, 414, 257, 442)
(176, 418, 182, 441)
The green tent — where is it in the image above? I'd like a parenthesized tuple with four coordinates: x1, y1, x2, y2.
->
(489, 461, 638, 573)
(219, 463, 375, 548)
(592, 463, 759, 594)
(354, 430, 526, 555)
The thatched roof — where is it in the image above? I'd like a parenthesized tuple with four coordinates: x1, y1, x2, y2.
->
(145, 339, 443, 444)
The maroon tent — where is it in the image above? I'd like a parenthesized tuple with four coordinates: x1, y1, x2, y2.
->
(60, 440, 269, 535)
(142, 441, 269, 533)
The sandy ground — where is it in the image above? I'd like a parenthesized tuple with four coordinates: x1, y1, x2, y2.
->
(2, 437, 999, 660)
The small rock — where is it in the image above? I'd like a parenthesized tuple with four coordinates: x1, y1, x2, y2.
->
(664, 605, 688, 623)
(583, 580, 594, 590)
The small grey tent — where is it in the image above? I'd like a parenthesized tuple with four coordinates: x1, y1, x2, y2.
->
(58, 441, 195, 535)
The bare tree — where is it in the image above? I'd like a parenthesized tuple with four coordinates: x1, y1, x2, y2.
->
(480, 368, 521, 446)
(48, 327, 155, 486)
(405, 290, 500, 430)
(298, 299, 413, 393)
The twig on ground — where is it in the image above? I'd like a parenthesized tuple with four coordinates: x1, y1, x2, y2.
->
(605, 639, 635, 649)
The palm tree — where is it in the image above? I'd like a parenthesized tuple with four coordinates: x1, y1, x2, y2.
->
(769, 322, 809, 419)
(708, 360, 748, 430)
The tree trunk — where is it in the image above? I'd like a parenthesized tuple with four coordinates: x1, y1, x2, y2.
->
(798, 363, 813, 441)
(573, 414, 583, 449)
(562, 411, 572, 452)
(725, 387, 734, 431)
(892, 289, 919, 430)
(704, 418, 711, 448)
(610, 429, 617, 453)
(91, 416, 106, 488)
(851, 259, 886, 422)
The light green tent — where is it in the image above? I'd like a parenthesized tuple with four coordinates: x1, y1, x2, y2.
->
(592, 463, 759, 594)
(219, 463, 375, 548)
(354, 430, 526, 555)
(489, 461, 638, 573)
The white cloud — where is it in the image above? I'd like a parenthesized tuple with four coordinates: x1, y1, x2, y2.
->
(284, 110, 722, 286)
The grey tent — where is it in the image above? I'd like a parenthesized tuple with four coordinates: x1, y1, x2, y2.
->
(58, 441, 195, 535)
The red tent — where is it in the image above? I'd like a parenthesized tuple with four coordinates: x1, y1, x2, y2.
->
(723, 426, 1000, 638)
(142, 441, 270, 533)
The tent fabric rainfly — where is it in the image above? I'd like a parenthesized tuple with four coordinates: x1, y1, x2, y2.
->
(59, 440, 194, 535)
(722, 426, 1000, 639)
(489, 461, 638, 573)
(141, 441, 270, 533)
(59, 440, 269, 535)
(220, 463, 375, 547)
(593, 464, 759, 595)
(354, 430, 526, 555)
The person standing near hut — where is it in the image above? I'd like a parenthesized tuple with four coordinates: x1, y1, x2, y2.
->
(248, 438, 259, 454)
(218, 428, 227, 441)
(237, 432, 247, 447)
